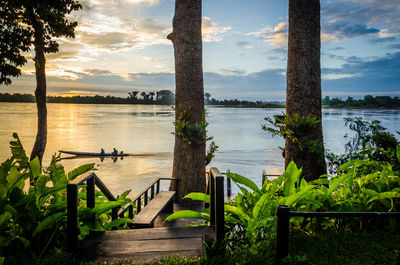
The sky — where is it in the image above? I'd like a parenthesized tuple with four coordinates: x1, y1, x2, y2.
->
(1, 0, 400, 101)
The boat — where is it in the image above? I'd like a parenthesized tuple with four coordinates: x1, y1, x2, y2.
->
(59, 150, 130, 157)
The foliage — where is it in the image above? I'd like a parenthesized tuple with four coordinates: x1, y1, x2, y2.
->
(0, 0, 81, 85)
(326, 117, 400, 174)
(322, 95, 400, 109)
(172, 104, 218, 164)
(263, 113, 325, 167)
(167, 142, 400, 248)
(0, 133, 133, 263)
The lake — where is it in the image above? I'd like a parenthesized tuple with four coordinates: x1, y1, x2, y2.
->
(0, 102, 399, 196)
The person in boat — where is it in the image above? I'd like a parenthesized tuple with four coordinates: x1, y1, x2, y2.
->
(100, 148, 105, 156)
(112, 148, 118, 155)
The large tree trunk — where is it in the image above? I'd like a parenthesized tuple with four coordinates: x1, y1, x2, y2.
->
(285, 0, 326, 181)
(168, 0, 205, 203)
(30, 15, 47, 165)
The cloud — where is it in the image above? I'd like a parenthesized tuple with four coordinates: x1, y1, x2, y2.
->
(202, 16, 231, 42)
(247, 22, 288, 48)
(321, 0, 399, 43)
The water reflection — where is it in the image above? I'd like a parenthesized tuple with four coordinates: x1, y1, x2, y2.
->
(0, 102, 399, 195)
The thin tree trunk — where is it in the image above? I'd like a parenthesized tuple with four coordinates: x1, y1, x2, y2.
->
(285, 0, 326, 181)
(168, 0, 205, 203)
(30, 13, 47, 165)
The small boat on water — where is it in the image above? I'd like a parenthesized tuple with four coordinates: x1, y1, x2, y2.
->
(59, 150, 130, 157)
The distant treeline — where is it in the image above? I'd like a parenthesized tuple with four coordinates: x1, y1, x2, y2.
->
(0, 90, 175, 105)
(0, 91, 284, 107)
(322, 95, 400, 108)
(1, 92, 398, 108)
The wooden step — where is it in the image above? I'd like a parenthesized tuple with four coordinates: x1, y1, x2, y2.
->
(133, 190, 175, 228)
(95, 226, 215, 263)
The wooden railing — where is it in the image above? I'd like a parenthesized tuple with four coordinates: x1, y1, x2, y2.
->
(207, 167, 225, 243)
(67, 172, 118, 251)
(67, 172, 178, 251)
(275, 205, 400, 264)
(118, 177, 179, 220)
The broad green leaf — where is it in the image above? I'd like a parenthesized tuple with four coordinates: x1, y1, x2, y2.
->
(67, 163, 95, 181)
(0, 256, 4, 265)
(284, 185, 314, 207)
(40, 183, 67, 198)
(227, 173, 260, 194)
(327, 174, 349, 195)
(16, 236, 30, 248)
(6, 167, 22, 191)
(397, 145, 400, 163)
(252, 193, 270, 218)
(309, 178, 329, 186)
(224, 205, 250, 222)
(363, 188, 379, 198)
(104, 218, 133, 229)
(29, 157, 41, 180)
(164, 210, 204, 222)
(118, 190, 131, 201)
(90, 201, 121, 215)
(283, 161, 302, 196)
(184, 192, 210, 203)
(0, 212, 12, 228)
(32, 212, 66, 237)
(3, 205, 17, 217)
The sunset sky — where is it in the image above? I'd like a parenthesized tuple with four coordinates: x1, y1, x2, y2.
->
(1, 0, 400, 101)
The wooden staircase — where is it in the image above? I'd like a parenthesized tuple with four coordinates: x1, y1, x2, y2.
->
(67, 168, 226, 263)
(94, 226, 214, 263)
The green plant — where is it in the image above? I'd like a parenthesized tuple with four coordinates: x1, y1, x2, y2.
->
(0, 133, 133, 263)
(326, 117, 400, 174)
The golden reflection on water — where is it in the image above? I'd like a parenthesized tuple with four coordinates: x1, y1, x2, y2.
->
(1, 103, 399, 196)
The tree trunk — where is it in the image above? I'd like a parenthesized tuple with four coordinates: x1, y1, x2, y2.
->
(30, 14, 47, 165)
(285, 0, 326, 181)
(168, 0, 205, 203)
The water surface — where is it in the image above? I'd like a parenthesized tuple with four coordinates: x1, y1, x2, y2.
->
(0, 103, 399, 195)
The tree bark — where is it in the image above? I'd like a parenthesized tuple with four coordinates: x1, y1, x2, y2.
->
(286, 0, 326, 181)
(168, 0, 206, 203)
(29, 12, 47, 165)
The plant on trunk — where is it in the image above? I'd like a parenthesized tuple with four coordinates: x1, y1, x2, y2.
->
(0, 0, 81, 165)
(285, 0, 326, 181)
(167, 0, 206, 203)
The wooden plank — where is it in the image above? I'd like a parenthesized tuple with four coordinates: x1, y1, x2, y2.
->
(96, 226, 214, 242)
(97, 237, 203, 254)
(96, 249, 203, 263)
(133, 191, 175, 225)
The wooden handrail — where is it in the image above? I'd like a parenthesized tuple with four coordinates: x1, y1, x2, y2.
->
(275, 205, 400, 264)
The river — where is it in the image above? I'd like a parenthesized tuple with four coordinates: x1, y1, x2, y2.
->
(0, 102, 399, 195)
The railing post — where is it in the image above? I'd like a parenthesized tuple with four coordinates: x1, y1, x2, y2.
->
(151, 184, 155, 200)
(87, 175, 96, 222)
(226, 169, 231, 198)
(215, 172, 225, 243)
(129, 205, 133, 219)
(276, 205, 290, 265)
(67, 184, 78, 252)
(144, 190, 148, 206)
(209, 170, 216, 226)
(156, 179, 160, 194)
(137, 196, 142, 213)
(262, 169, 266, 187)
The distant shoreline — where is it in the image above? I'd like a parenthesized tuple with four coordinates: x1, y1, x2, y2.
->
(1, 101, 400, 110)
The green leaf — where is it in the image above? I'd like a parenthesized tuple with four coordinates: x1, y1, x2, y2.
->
(32, 212, 65, 237)
(397, 145, 400, 163)
(67, 163, 95, 181)
(227, 173, 260, 194)
(283, 161, 302, 196)
(164, 210, 204, 222)
(104, 218, 133, 229)
(284, 185, 314, 207)
(0, 212, 12, 228)
(117, 190, 131, 201)
(252, 193, 270, 218)
(90, 201, 121, 215)
(224, 205, 250, 223)
(184, 192, 210, 203)
(0, 256, 4, 265)
(6, 167, 22, 191)
(29, 157, 41, 180)
(327, 174, 349, 195)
